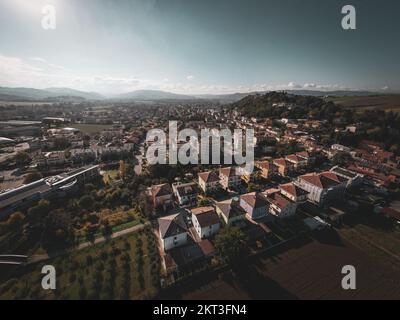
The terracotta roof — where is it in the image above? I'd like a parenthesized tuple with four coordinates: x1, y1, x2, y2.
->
(174, 182, 198, 196)
(216, 198, 246, 220)
(158, 212, 187, 238)
(240, 192, 268, 209)
(286, 154, 302, 163)
(273, 158, 287, 167)
(280, 182, 308, 197)
(198, 171, 219, 183)
(269, 192, 292, 209)
(198, 239, 216, 256)
(296, 151, 309, 158)
(191, 206, 220, 227)
(299, 172, 341, 189)
(219, 167, 238, 177)
(256, 160, 277, 171)
(150, 183, 172, 197)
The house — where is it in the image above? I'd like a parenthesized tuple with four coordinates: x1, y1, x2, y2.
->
(215, 197, 247, 225)
(198, 171, 220, 193)
(267, 191, 297, 219)
(285, 153, 308, 170)
(240, 192, 269, 220)
(147, 183, 174, 212)
(279, 182, 308, 203)
(296, 172, 346, 206)
(219, 167, 241, 189)
(329, 166, 363, 187)
(273, 158, 294, 176)
(191, 206, 220, 239)
(158, 212, 188, 251)
(256, 161, 278, 179)
(172, 182, 198, 206)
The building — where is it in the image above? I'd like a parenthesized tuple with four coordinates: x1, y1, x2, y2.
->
(147, 183, 174, 212)
(273, 158, 294, 176)
(240, 192, 269, 220)
(219, 167, 241, 189)
(279, 182, 308, 203)
(0, 165, 100, 218)
(285, 153, 308, 170)
(329, 166, 363, 187)
(296, 172, 347, 206)
(158, 212, 188, 251)
(256, 161, 278, 179)
(198, 171, 220, 193)
(172, 182, 198, 206)
(215, 197, 247, 225)
(191, 206, 220, 239)
(267, 190, 297, 219)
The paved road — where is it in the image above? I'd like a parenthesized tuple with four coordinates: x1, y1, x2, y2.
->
(28, 222, 149, 264)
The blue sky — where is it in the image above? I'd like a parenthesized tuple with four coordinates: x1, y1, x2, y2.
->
(0, 0, 399, 94)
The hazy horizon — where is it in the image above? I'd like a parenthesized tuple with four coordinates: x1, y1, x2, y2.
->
(1, 0, 399, 95)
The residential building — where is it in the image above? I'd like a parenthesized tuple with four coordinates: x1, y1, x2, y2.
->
(267, 191, 297, 219)
(240, 192, 269, 220)
(273, 158, 294, 176)
(296, 172, 347, 206)
(256, 160, 278, 179)
(191, 206, 220, 239)
(198, 171, 220, 193)
(147, 183, 174, 212)
(219, 167, 241, 189)
(172, 182, 198, 206)
(279, 182, 308, 203)
(215, 197, 247, 225)
(158, 212, 188, 251)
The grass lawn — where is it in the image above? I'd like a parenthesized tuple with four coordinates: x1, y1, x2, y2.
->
(67, 123, 113, 134)
(0, 228, 160, 300)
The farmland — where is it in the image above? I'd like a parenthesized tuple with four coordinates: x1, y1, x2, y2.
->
(0, 228, 160, 300)
(166, 233, 400, 300)
(329, 95, 400, 112)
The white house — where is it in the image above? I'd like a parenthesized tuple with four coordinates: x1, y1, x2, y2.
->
(198, 171, 220, 193)
(191, 206, 220, 239)
(158, 212, 188, 251)
(267, 190, 298, 219)
(279, 182, 308, 203)
(172, 182, 198, 206)
(219, 167, 241, 190)
(215, 198, 247, 225)
(296, 172, 346, 206)
(329, 166, 363, 187)
(240, 192, 269, 220)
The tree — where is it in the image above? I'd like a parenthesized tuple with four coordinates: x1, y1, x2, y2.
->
(78, 195, 94, 211)
(214, 226, 249, 264)
(332, 151, 353, 166)
(23, 171, 43, 184)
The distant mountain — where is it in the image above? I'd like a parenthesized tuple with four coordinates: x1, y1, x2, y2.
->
(45, 87, 104, 100)
(0, 87, 103, 101)
(0, 86, 389, 104)
(115, 90, 196, 101)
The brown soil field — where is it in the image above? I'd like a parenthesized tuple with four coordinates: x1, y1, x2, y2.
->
(162, 231, 400, 300)
(333, 95, 400, 111)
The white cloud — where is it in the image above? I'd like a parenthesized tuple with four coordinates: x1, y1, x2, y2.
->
(29, 57, 47, 63)
(0, 54, 395, 95)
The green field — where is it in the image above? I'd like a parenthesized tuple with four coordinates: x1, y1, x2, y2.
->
(0, 229, 160, 300)
(67, 123, 113, 134)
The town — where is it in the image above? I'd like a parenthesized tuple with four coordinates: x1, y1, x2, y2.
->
(1, 90, 400, 300)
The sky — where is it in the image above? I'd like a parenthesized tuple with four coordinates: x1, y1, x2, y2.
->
(0, 0, 399, 95)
